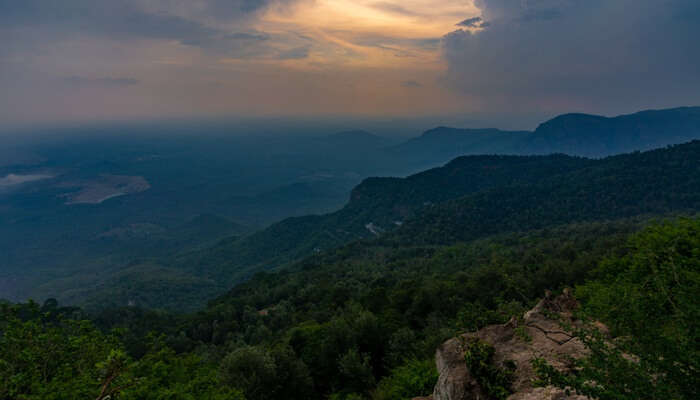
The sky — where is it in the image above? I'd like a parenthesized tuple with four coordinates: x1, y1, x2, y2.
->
(1, 0, 699, 129)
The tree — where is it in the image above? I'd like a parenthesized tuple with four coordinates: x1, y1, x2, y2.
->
(535, 218, 700, 399)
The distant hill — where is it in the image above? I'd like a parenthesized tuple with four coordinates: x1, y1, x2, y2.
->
(526, 107, 700, 156)
(389, 127, 528, 165)
(391, 107, 700, 163)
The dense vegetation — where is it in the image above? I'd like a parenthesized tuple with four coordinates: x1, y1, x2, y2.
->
(8, 215, 699, 399)
(179, 140, 700, 307)
(0, 301, 242, 399)
(534, 218, 699, 399)
(398, 140, 700, 245)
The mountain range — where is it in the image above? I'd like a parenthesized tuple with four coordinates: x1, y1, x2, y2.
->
(392, 106, 700, 163)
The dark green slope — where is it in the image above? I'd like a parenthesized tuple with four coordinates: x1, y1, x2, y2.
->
(103, 138, 698, 311)
(344, 154, 590, 229)
(397, 141, 700, 245)
(7, 198, 698, 400)
(176, 154, 593, 284)
(177, 140, 700, 291)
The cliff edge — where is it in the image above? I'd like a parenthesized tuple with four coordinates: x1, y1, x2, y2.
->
(418, 290, 596, 400)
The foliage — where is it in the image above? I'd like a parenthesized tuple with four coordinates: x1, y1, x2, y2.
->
(399, 141, 700, 245)
(5, 213, 676, 400)
(462, 338, 515, 400)
(534, 218, 700, 399)
(123, 337, 244, 400)
(373, 359, 438, 400)
(0, 302, 241, 400)
(220, 346, 277, 400)
(0, 301, 133, 400)
(104, 218, 640, 399)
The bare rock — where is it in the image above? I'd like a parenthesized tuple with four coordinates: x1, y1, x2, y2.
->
(432, 290, 591, 400)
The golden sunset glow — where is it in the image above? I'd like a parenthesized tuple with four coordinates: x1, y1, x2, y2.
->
(254, 0, 480, 69)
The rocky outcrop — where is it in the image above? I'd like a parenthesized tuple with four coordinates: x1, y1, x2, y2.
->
(426, 290, 593, 400)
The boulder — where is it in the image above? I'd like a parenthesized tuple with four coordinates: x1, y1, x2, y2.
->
(431, 290, 591, 400)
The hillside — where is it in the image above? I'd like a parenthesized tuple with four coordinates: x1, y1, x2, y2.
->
(527, 107, 700, 156)
(176, 140, 700, 298)
(175, 154, 593, 287)
(74, 216, 696, 400)
(389, 127, 528, 166)
(397, 140, 700, 245)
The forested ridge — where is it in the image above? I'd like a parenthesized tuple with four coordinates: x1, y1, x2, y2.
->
(176, 153, 593, 287)
(178, 140, 700, 295)
(1, 141, 699, 399)
(397, 140, 700, 245)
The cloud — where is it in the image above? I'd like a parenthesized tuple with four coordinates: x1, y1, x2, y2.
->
(401, 80, 423, 88)
(225, 32, 270, 41)
(64, 76, 140, 88)
(456, 17, 483, 27)
(350, 34, 442, 52)
(278, 46, 311, 60)
(442, 0, 700, 113)
(0, 0, 293, 51)
(0, 1, 214, 42)
(0, 0, 315, 63)
(371, 2, 421, 17)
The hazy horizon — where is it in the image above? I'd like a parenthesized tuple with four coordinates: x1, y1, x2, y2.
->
(6, 106, 700, 143)
(0, 111, 557, 140)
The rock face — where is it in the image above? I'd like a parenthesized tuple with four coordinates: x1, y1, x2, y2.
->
(428, 290, 591, 400)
